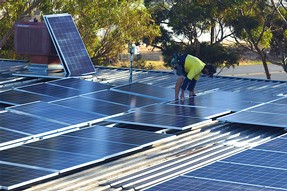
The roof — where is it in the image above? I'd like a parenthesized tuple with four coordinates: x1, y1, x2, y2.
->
(1, 60, 287, 191)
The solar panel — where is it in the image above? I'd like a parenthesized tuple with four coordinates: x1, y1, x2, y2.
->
(0, 128, 28, 147)
(52, 96, 129, 116)
(218, 111, 287, 128)
(47, 78, 111, 93)
(17, 83, 81, 99)
(0, 89, 56, 105)
(169, 97, 258, 112)
(0, 162, 57, 191)
(222, 149, 287, 169)
(44, 13, 95, 76)
(111, 82, 175, 101)
(135, 104, 230, 119)
(185, 161, 287, 190)
(62, 125, 173, 146)
(254, 138, 287, 153)
(82, 90, 162, 108)
(105, 111, 211, 130)
(7, 101, 105, 125)
(0, 146, 99, 172)
(272, 97, 287, 105)
(146, 176, 281, 191)
(0, 111, 67, 136)
(248, 103, 287, 115)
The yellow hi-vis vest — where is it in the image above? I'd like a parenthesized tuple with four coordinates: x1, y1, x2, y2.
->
(184, 55, 206, 80)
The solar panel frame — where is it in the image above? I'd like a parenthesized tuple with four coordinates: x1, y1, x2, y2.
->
(0, 89, 57, 106)
(248, 103, 287, 115)
(82, 89, 163, 108)
(218, 111, 287, 128)
(7, 101, 105, 126)
(0, 128, 30, 148)
(16, 82, 81, 99)
(135, 103, 231, 119)
(44, 13, 96, 76)
(185, 161, 287, 190)
(52, 96, 129, 116)
(145, 175, 282, 191)
(62, 125, 173, 147)
(0, 111, 70, 137)
(111, 82, 175, 101)
(0, 162, 58, 191)
(105, 111, 212, 130)
(47, 78, 111, 93)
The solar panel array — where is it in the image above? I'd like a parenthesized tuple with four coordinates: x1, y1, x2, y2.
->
(146, 133, 287, 191)
(43, 13, 95, 76)
(0, 126, 172, 190)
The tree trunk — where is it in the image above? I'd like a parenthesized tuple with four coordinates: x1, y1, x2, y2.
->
(0, 0, 45, 50)
(256, 47, 271, 79)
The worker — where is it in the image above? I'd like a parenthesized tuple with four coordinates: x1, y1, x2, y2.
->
(171, 53, 216, 100)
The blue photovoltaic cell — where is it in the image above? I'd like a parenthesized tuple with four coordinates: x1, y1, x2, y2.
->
(0, 129, 28, 147)
(248, 103, 287, 115)
(112, 82, 174, 101)
(272, 97, 287, 105)
(254, 138, 287, 153)
(53, 96, 129, 116)
(0, 89, 56, 105)
(185, 161, 287, 190)
(47, 78, 111, 93)
(0, 111, 67, 135)
(44, 14, 95, 76)
(82, 90, 162, 108)
(218, 111, 287, 128)
(7, 101, 104, 125)
(0, 146, 98, 171)
(105, 112, 210, 130)
(192, 90, 280, 103)
(25, 136, 136, 159)
(62, 125, 172, 146)
(146, 176, 282, 191)
(17, 83, 81, 99)
(0, 163, 56, 191)
(222, 149, 287, 169)
(169, 97, 258, 112)
(136, 104, 230, 119)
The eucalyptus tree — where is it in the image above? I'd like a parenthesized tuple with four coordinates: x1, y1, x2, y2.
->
(225, 0, 275, 79)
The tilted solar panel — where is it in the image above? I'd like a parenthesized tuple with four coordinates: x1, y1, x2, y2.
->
(248, 103, 287, 115)
(111, 82, 174, 101)
(0, 128, 28, 147)
(169, 97, 258, 112)
(145, 176, 280, 191)
(218, 111, 287, 128)
(82, 89, 162, 108)
(62, 125, 173, 146)
(0, 89, 56, 105)
(0, 162, 57, 191)
(44, 13, 95, 76)
(105, 111, 211, 130)
(0, 111, 67, 136)
(17, 83, 81, 99)
(47, 78, 111, 93)
(52, 96, 129, 116)
(7, 101, 105, 125)
(135, 104, 230, 119)
(185, 161, 287, 190)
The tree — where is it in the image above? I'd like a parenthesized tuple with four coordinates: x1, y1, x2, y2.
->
(145, 0, 240, 69)
(0, 0, 160, 65)
(225, 0, 275, 79)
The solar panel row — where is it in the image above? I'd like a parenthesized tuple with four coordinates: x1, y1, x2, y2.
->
(0, 126, 172, 190)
